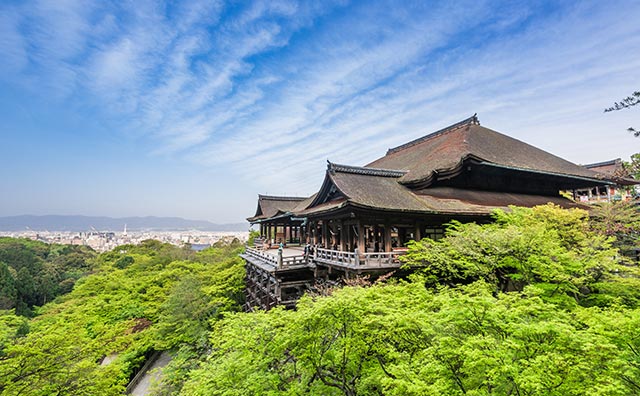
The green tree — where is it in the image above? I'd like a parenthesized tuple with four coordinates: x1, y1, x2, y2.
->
(624, 153, 640, 180)
(605, 90, 640, 136)
(589, 201, 640, 258)
(247, 229, 260, 246)
(401, 204, 637, 307)
(15, 267, 36, 315)
(181, 280, 640, 396)
(0, 262, 16, 310)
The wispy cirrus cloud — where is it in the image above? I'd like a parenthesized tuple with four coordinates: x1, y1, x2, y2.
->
(1, 0, 639, 212)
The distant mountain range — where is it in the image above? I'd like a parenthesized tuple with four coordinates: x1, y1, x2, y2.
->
(0, 215, 248, 232)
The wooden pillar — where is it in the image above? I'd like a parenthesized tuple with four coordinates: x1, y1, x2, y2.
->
(414, 223, 422, 241)
(373, 225, 380, 252)
(384, 224, 392, 252)
(339, 220, 347, 251)
(357, 220, 365, 252)
(322, 221, 329, 249)
(329, 222, 334, 249)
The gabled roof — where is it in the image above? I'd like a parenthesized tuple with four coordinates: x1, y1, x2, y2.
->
(583, 158, 621, 172)
(307, 162, 418, 210)
(366, 114, 607, 187)
(247, 195, 308, 222)
(582, 158, 638, 186)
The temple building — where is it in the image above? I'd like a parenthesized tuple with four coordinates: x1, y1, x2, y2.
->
(242, 114, 625, 310)
(574, 159, 637, 203)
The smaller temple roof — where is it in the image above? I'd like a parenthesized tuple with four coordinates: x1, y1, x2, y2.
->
(582, 158, 638, 186)
(327, 163, 426, 212)
(583, 158, 622, 173)
(247, 194, 308, 222)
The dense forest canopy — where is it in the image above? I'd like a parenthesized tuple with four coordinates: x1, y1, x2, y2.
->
(0, 239, 246, 395)
(0, 203, 639, 395)
(0, 238, 96, 315)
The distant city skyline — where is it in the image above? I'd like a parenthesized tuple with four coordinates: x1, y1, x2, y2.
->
(0, 214, 247, 232)
(1, 1, 639, 223)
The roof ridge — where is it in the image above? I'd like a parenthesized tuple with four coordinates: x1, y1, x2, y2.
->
(386, 113, 480, 155)
(327, 161, 407, 178)
(258, 194, 307, 201)
(582, 158, 621, 169)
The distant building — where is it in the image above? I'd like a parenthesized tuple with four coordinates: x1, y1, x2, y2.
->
(574, 159, 637, 203)
(242, 115, 638, 310)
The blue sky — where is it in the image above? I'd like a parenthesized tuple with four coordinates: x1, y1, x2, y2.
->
(1, 0, 639, 223)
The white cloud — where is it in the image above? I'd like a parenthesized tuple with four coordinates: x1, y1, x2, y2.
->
(0, 6, 29, 74)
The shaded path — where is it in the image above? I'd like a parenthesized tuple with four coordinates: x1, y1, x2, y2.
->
(128, 352, 172, 395)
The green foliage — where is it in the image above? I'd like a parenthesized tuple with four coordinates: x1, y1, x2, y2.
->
(0, 310, 28, 357)
(0, 263, 16, 310)
(0, 240, 245, 395)
(0, 238, 96, 315)
(248, 229, 260, 246)
(3, 204, 640, 395)
(181, 281, 640, 395)
(114, 255, 135, 269)
(589, 201, 640, 258)
(625, 153, 640, 180)
(401, 204, 640, 307)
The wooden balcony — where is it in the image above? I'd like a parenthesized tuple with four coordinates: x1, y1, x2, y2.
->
(243, 245, 406, 272)
(313, 247, 405, 270)
(242, 246, 309, 272)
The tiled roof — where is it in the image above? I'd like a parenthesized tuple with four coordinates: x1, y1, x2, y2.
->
(581, 158, 638, 186)
(247, 195, 308, 222)
(298, 168, 585, 217)
(367, 115, 605, 186)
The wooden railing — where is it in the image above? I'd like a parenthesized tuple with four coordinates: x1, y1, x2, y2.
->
(314, 248, 406, 268)
(281, 254, 308, 266)
(314, 248, 357, 266)
(244, 246, 406, 270)
(244, 247, 308, 269)
(244, 247, 279, 266)
(361, 251, 405, 267)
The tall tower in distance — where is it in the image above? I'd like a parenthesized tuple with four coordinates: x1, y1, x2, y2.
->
(123, 223, 127, 236)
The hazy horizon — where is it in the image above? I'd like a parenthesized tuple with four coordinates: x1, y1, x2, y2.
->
(0, 214, 248, 232)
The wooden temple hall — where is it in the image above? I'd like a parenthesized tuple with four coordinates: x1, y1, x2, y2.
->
(241, 114, 623, 311)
